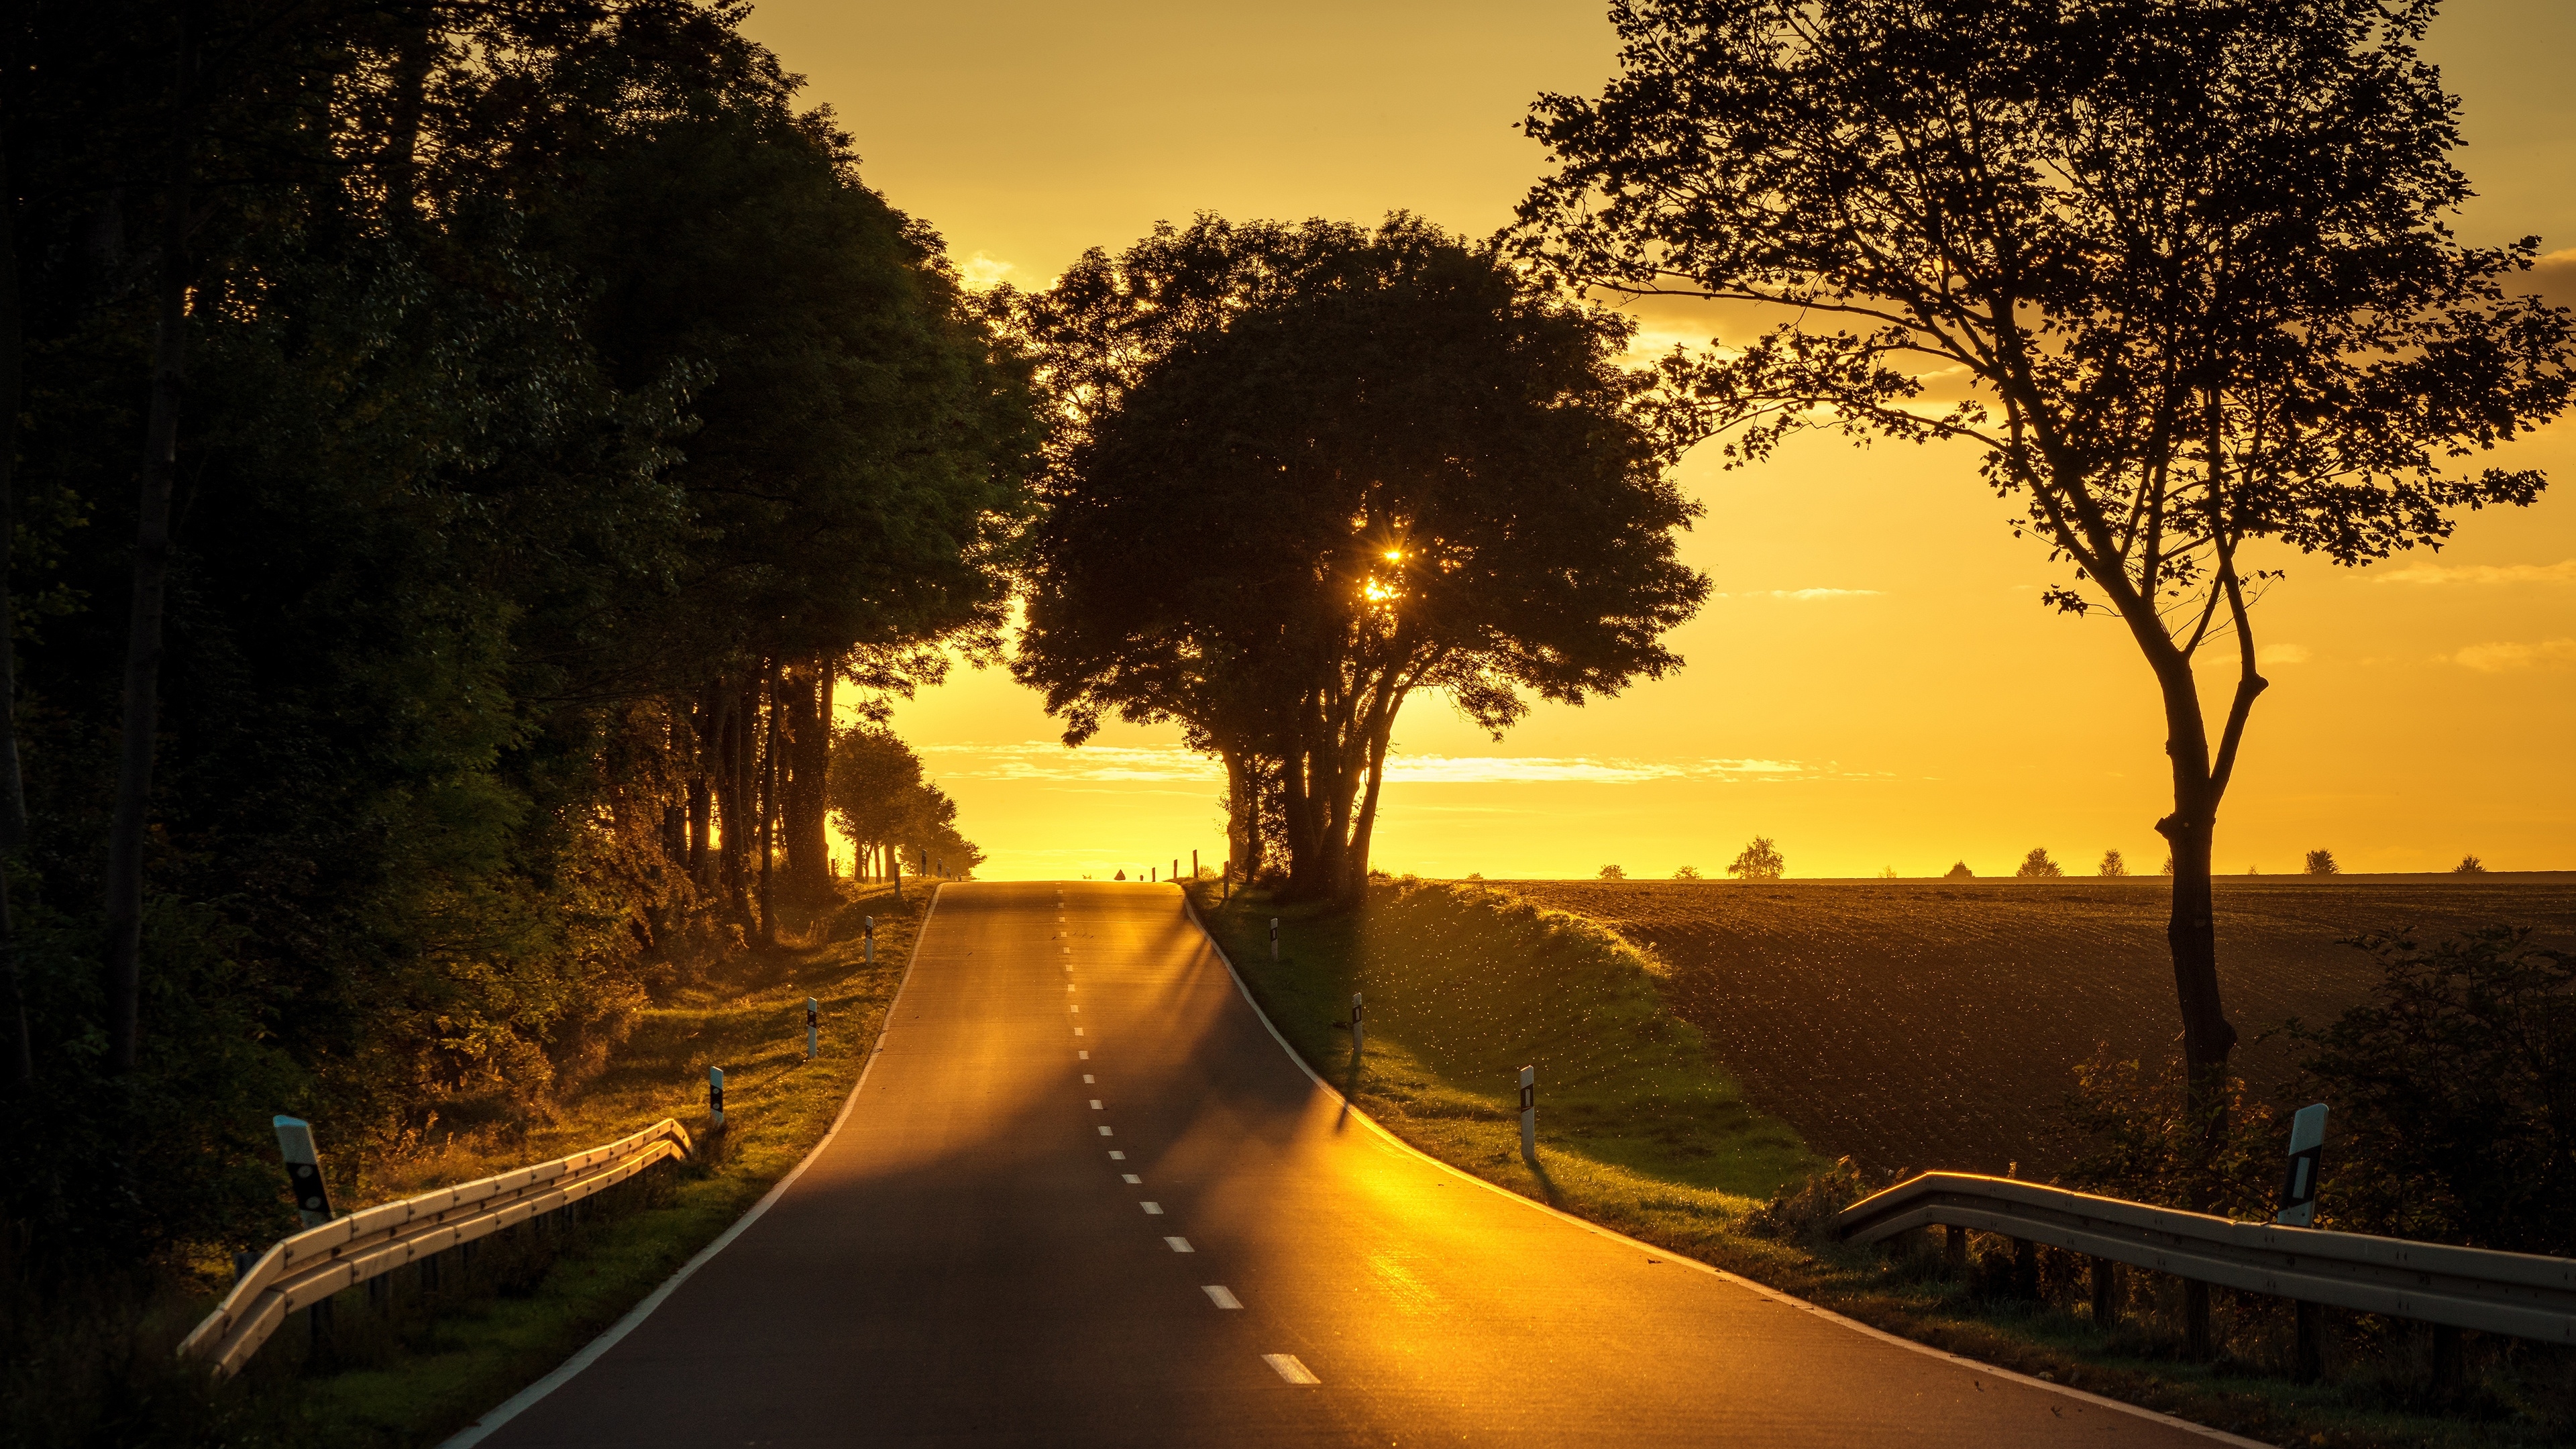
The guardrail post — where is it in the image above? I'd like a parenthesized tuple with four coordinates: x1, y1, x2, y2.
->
(2430, 1324, 2464, 1403)
(708, 1066, 725, 1128)
(2295, 1300, 2323, 1382)
(2012, 1237, 2037, 1300)
(1518, 1066, 1537, 1164)
(806, 997, 819, 1060)
(863, 915, 875, 965)
(273, 1115, 333, 1228)
(2184, 1280, 2212, 1360)
(2090, 1256, 2119, 1329)
(1350, 993, 1364, 1055)
(1269, 917, 1279, 961)
(1944, 1224, 1966, 1277)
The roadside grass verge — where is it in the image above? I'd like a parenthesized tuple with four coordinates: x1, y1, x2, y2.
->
(1192, 877, 2576, 1449)
(272, 883, 930, 1446)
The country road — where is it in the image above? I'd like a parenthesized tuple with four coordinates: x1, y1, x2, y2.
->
(455, 882, 2243, 1447)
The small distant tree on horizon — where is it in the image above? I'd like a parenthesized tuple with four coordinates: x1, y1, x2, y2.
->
(2456, 855, 2489, 875)
(1599, 863, 1628, 880)
(1673, 865, 1703, 881)
(1728, 837, 1786, 880)
(1945, 861, 1974, 880)
(2099, 849, 2129, 877)
(2305, 849, 2341, 875)
(2017, 847, 2064, 879)
(1880, 866, 1898, 879)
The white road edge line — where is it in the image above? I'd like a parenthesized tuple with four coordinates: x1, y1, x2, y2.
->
(1203, 1284, 1242, 1309)
(1177, 893, 2266, 1449)
(1263, 1352, 1320, 1385)
(438, 883, 951, 1449)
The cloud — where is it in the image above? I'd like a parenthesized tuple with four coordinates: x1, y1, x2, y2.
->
(2451, 639, 2576, 672)
(916, 742, 1869, 786)
(2257, 643, 2312, 665)
(2370, 558, 2576, 586)
(958, 252, 1017, 291)
(1714, 588, 1886, 600)
(2528, 249, 2576, 310)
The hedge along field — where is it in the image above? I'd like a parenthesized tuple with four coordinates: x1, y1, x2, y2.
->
(1502, 875, 2576, 1179)
(1192, 877, 1813, 1228)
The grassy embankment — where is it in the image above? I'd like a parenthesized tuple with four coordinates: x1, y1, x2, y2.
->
(268, 882, 931, 1446)
(1194, 876, 2576, 1449)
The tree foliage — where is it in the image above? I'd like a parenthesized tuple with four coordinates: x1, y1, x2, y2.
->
(1514, 0, 2573, 1116)
(1008, 215, 1707, 902)
(2016, 847, 2063, 878)
(1727, 837, 1785, 880)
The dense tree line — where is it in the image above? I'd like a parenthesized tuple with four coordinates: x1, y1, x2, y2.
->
(2, 0, 1031, 1263)
(1006, 215, 1709, 902)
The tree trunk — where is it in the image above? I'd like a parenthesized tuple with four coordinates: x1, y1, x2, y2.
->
(1221, 747, 1263, 880)
(757, 658, 777, 946)
(0, 133, 30, 1086)
(781, 655, 831, 896)
(104, 58, 195, 1075)
(2151, 663, 2239, 1201)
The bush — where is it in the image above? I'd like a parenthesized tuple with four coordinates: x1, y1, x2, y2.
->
(2098, 849, 2127, 877)
(1943, 860, 1973, 879)
(1728, 837, 1785, 880)
(1597, 864, 1626, 880)
(2296, 926, 2576, 1255)
(1672, 865, 1701, 881)
(2015, 847, 2062, 878)
(1743, 1156, 1872, 1244)
(2063, 1054, 2279, 1217)
(2305, 848, 2340, 875)
(2454, 854, 2487, 874)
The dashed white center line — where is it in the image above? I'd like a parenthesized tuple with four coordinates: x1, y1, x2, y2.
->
(1066, 983, 1076, 992)
(1070, 1006, 1079, 1013)
(1140, 1202, 1163, 1215)
(1121, 1173, 1140, 1183)
(1202, 1285, 1242, 1309)
(1074, 1027, 1085, 1036)
(1163, 1236, 1194, 1253)
(1263, 1354, 1320, 1385)
(1107, 1150, 1125, 1161)
(1089, 1099, 1103, 1109)
(1083, 1074, 1095, 1083)
(1077, 1051, 1089, 1061)
(1098, 1126, 1114, 1136)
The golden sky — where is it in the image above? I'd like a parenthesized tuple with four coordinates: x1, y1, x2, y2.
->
(752, 0, 2576, 880)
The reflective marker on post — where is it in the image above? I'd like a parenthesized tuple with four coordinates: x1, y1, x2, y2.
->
(863, 914, 875, 965)
(274, 1115, 333, 1228)
(1350, 992, 1364, 1055)
(806, 997, 820, 1060)
(1269, 918, 1280, 961)
(1518, 1066, 1537, 1164)
(2276, 1102, 2328, 1226)
(709, 1067, 726, 1128)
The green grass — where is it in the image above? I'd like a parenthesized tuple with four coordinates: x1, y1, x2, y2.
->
(1192, 875, 1815, 1256)
(1193, 877, 2576, 1449)
(276, 883, 931, 1446)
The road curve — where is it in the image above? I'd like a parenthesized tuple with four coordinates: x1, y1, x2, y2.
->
(459, 881, 2244, 1447)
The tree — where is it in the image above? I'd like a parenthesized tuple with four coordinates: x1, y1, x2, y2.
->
(2098, 849, 2128, 877)
(2455, 855, 2488, 875)
(1727, 837, 1784, 879)
(2017, 847, 2063, 878)
(1945, 861, 1974, 879)
(1517, 0, 2573, 1146)
(1673, 865, 1702, 880)
(1011, 216, 1708, 903)
(2304, 849, 2341, 875)
(1599, 864, 1627, 880)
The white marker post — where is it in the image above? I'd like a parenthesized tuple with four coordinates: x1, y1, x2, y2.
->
(1350, 993, 1364, 1055)
(806, 997, 820, 1060)
(1269, 918, 1280, 961)
(274, 1116, 333, 1227)
(1518, 1066, 1538, 1164)
(2276, 1102, 2328, 1226)
(1192, 849, 1199, 881)
(708, 1067, 726, 1128)
(863, 915, 875, 965)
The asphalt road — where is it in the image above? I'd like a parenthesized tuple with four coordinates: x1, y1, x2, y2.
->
(461, 882, 2243, 1447)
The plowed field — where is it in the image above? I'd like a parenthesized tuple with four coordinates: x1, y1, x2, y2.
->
(1500, 875, 2576, 1179)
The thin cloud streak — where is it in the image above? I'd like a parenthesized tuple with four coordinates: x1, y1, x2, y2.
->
(2451, 639, 2576, 672)
(2372, 558, 2576, 586)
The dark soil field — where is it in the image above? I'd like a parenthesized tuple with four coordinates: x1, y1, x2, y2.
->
(1500, 875, 2576, 1181)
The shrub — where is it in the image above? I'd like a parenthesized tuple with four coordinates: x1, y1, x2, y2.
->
(2455, 854, 2487, 874)
(2097, 848, 2127, 877)
(1743, 1157, 1872, 1244)
(2063, 1054, 2279, 1217)
(1671, 865, 1701, 881)
(2015, 847, 2062, 878)
(2304, 848, 2340, 875)
(1943, 860, 1973, 879)
(1597, 864, 1627, 880)
(2296, 926, 2576, 1256)
(1727, 837, 1785, 880)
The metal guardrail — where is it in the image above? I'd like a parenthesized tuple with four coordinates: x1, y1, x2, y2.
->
(1835, 1173, 2576, 1344)
(178, 1118, 694, 1377)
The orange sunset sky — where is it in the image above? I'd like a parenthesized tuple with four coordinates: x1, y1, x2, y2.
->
(749, 0, 2576, 881)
